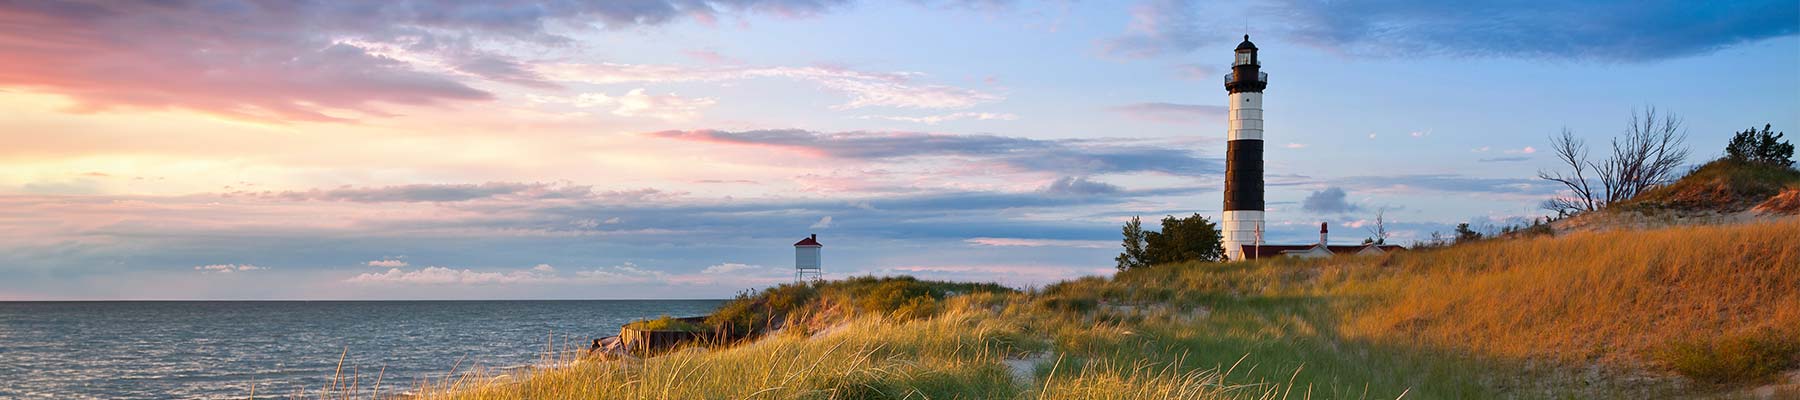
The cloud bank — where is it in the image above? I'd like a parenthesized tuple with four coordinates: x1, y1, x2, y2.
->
(1098, 0, 1797, 62)
(653, 129, 1222, 176)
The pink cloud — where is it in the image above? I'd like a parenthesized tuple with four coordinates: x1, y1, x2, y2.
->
(682, 49, 738, 65)
(0, 3, 493, 122)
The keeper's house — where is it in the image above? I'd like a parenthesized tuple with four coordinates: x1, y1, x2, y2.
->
(1239, 223, 1404, 260)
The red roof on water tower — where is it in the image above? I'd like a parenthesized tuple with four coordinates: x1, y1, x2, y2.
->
(794, 234, 821, 247)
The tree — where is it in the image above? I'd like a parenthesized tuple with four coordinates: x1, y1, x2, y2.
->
(1453, 223, 1482, 244)
(1114, 213, 1224, 269)
(1363, 207, 1390, 245)
(1115, 216, 1149, 271)
(1725, 123, 1794, 167)
(1145, 214, 1226, 264)
(1538, 107, 1690, 214)
(1539, 127, 1598, 215)
(1599, 107, 1690, 202)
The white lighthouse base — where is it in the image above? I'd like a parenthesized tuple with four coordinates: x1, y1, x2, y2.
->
(1220, 210, 1263, 261)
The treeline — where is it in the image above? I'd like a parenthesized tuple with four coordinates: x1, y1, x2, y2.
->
(1114, 213, 1224, 271)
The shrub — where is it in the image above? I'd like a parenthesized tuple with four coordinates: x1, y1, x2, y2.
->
(1725, 123, 1794, 167)
(1115, 213, 1225, 270)
(1453, 223, 1483, 243)
(626, 315, 709, 332)
(1654, 328, 1800, 385)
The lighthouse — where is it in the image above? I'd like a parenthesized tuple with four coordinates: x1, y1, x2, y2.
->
(1221, 35, 1268, 261)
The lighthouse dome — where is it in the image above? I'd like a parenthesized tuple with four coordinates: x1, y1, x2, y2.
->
(1235, 35, 1257, 51)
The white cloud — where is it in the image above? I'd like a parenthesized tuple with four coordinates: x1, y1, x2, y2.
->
(856, 112, 1018, 124)
(1472, 146, 1491, 153)
(571, 217, 622, 229)
(534, 89, 715, 121)
(701, 263, 761, 274)
(1367, 133, 1378, 140)
(810, 216, 834, 229)
(964, 237, 1113, 249)
(342, 262, 694, 286)
(1410, 129, 1432, 138)
(347, 266, 558, 285)
(573, 262, 669, 283)
(1504, 146, 1537, 154)
(366, 259, 409, 268)
(1285, 143, 1307, 149)
(537, 63, 998, 110)
(194, 264, 266, 273)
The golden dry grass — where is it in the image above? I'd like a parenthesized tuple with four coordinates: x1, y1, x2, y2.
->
(1345, 217, 1800, 366)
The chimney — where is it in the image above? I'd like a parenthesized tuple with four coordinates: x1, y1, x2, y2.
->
(810, 234, 817, 240)
(1319, 222, 1328, 245)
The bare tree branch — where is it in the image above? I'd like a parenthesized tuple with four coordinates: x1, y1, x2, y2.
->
(1363, 207, 1390, 245)
(1536, 107, 1689, 214)
(1538, 127, 1598, 212)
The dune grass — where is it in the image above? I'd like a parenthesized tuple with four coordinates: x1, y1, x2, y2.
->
(1344, 219, 1799, 368)
(1618, 159, 1800, 212)
(420, 296, 1285, 399)
(409, 217, 1798, 399)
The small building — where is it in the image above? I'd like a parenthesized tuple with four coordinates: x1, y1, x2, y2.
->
(794, 234, 822, 282)
(1236, 223, 1404, 259)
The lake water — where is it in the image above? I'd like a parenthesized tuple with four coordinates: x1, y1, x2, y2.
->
(0, 300, 725, 399)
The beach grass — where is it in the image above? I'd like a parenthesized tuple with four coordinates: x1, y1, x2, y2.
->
(398, 217, 1798, 399)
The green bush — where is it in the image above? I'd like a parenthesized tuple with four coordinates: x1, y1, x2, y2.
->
(1655, 328, 1800, 385)
(1116, 213, 1226, 270)
(627, 315, 709, 332)
(1725, 123, 1794, 167)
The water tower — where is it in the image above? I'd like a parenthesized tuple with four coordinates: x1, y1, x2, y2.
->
(793, 234, 822, 282)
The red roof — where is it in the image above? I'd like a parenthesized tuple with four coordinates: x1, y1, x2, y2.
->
(1239, 244, 1318, 259)
(1236, 243, 1403, 259)
(794, 234, 821, 247)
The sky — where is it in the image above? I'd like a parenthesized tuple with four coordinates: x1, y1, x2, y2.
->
(1, 0, 1796, 300)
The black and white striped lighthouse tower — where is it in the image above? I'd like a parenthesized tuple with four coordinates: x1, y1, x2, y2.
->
(1221, 35, 1268, 261)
